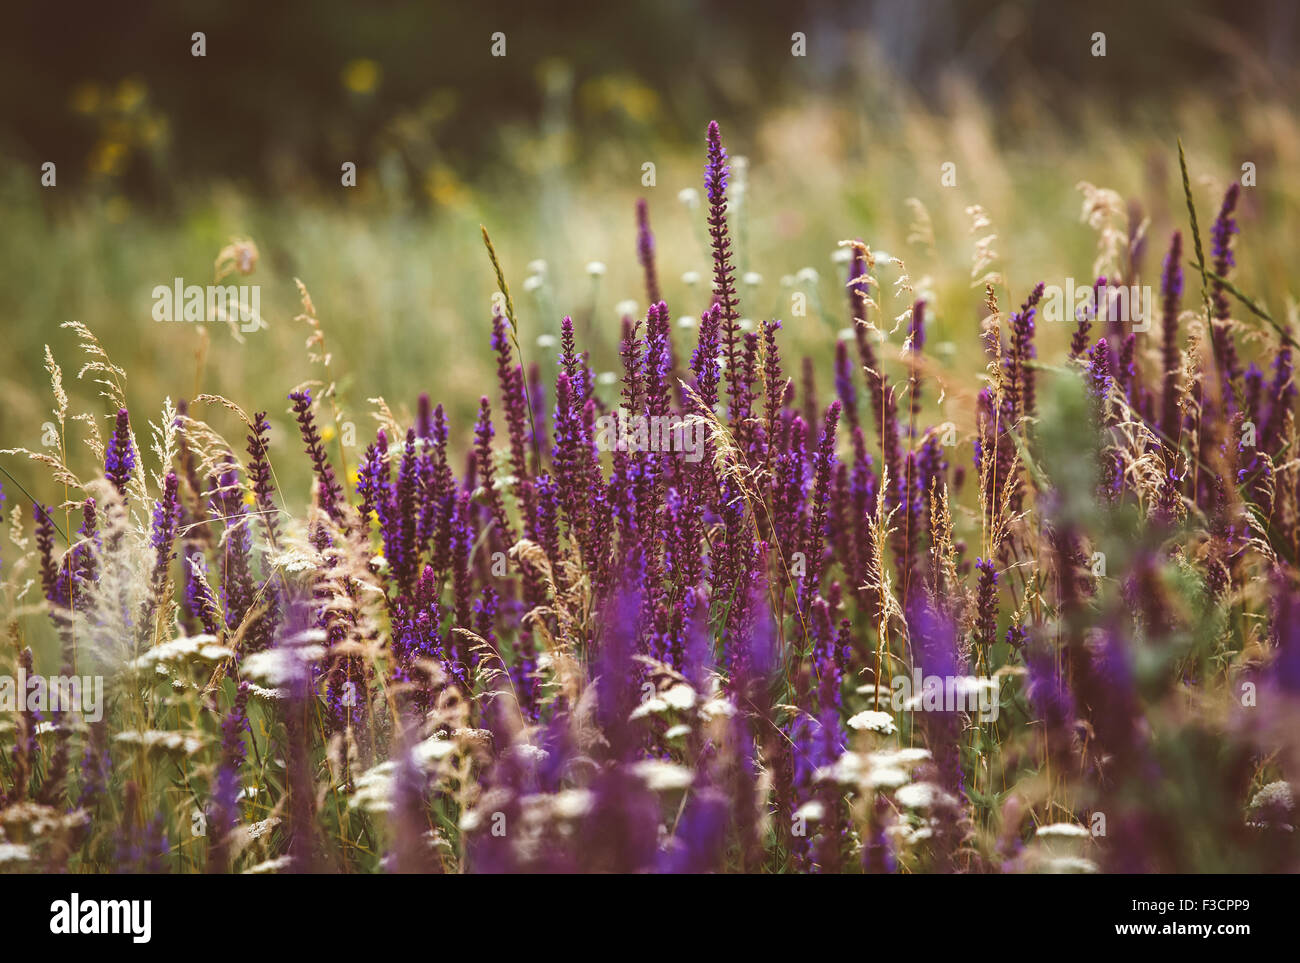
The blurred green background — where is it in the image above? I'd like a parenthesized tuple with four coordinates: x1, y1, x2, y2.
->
(1, 0, 1297, 506)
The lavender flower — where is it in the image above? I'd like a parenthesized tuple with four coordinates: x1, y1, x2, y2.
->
(636, 197, 660, 306)
(1210, 182, 1241, 320)
(800, 401, 841, 618)
(974, 557, 998, 648)
(104, 407, 135, 497)
(140, 471, 181, 634)
(289, 389, 346, 527)
(705, 121, 742, 416)
(1159, 232, 1184, 446)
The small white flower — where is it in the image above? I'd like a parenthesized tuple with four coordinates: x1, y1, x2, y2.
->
(350, 761, 398, 813)
(837, 328, 856, 342)
(523, 275, 544, 292)
(267, 547, 318, 573)
(615, 299, 639, 317)
(242, 856, 296, 875)
(630, 697, 669, 720)
(895, 782, 956, 810)
(630, 760, 694, 792)
(1249, 781, 1295, 815)
(243, 645, 326, 688)
(794, 800, 825, 822)
(512, 743, 550, 763)
(661, 683, 696, 711)
(596, 371, 618, 386)
(742, 272, 763, 286)
(738, 318, 755, 332)
(846, 710, 897, 734)
(795, 267, 819, 284)
(0, 843, 31, 864)
(412, 736, 457, 766)
(681, 271, 701, 286)
(664, 724, 691, 740)
(954, 676, 1000, 699)
(831, 248, 852, 265)
(245, 816, 280, 842)
(552, 788, 595, 820)
(677, 315, 697, 329)
(536, 334, 557, 349)
(780, 274, 796, 287)
(821, 752, 910, 789)
(677, 188, 700, 209)
(113, 730, 205, 757)
(459, 809, 484, 833)
(865, 766, 909, 790)
(527, 259, 548, 275)
(699, 698, 736, 720)
(585, 261, 607, 277)
(816, 752, 864, 785)
(867, 747, 931, 768)
(127, 634, 233, 671)
(1041, 856, 1099, 874)
(1036, 822, 1091, 839)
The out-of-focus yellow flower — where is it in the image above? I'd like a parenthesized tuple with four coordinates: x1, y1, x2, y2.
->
(70, 83, 101, 115)
(347, 467, 360, 487)
(89, 140, 128, 176)
(342, 59, 381, 95)
(616, 84, 659, 124)
(114, 78, 147, 112)
(140, 116, 168, 147)
(579, 75, 661, 124)
(424, 165, 468, 209)
(244, 491, 256, 507)
(321, 425, 337, 443)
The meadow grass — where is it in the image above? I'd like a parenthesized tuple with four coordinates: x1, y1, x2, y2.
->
(1, 85, 1299, 873)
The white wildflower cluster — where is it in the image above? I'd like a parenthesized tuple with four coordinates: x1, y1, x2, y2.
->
(1247, 780, 1295, 831)
(126, 634, 232, 672)
(349, 735, 459, 814)
(1012, 822, 1099, 874)
(112, 729, 206, 757)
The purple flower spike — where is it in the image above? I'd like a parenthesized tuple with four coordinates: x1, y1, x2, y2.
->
(704, 121, 742, 418)
(636, 198, 660, 306)
(1159, 232, 1184, 446)
(288, 390, 346, 527)
(141, 472, 181, 631)
(104, 407, 135, 497)
(974, 557, 998, 648)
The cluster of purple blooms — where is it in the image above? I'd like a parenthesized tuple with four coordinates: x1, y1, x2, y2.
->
(7, 122, 1300, 874)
